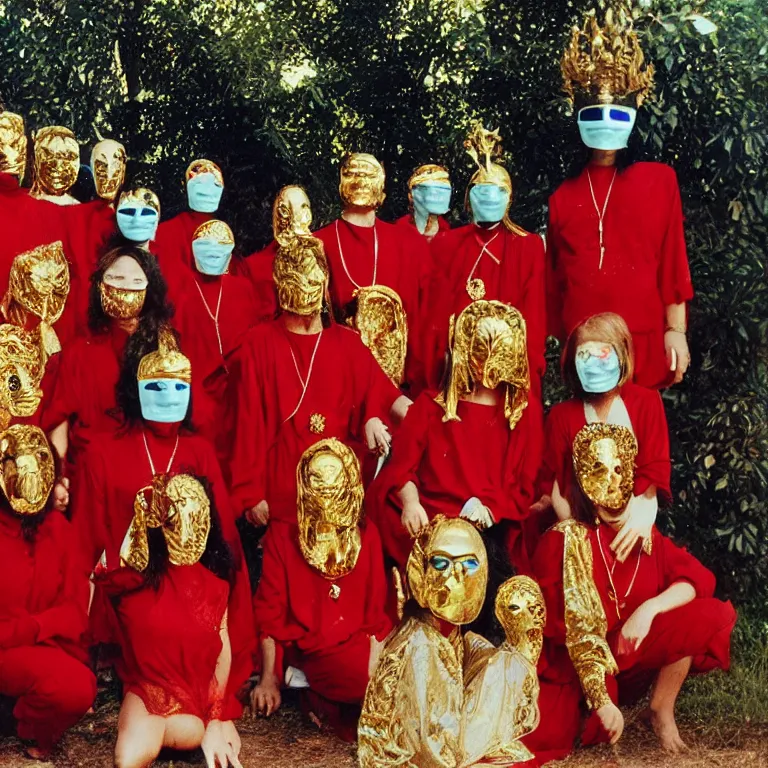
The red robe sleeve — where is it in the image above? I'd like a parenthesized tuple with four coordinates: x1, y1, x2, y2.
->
(545, 194, 567, 340)
(656, 167, 694, 307)
(656, 531, 716, 599)
(532, 528, 568, 646)
(520, 233, 548, 387)
(629, 385, 672, 502)
(70, 444, 111, 575)
(501, 395, 544, 520)
(0, 616, 40, 650)
(41, 342, 81, 433)
(539, 402, 573, 498)
(360, 522, 391, 641)
(244, 242, 279, 323)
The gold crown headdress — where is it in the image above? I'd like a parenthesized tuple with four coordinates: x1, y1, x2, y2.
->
(193, 219, 235, 244)
(408, 164, 450, 190)
(561, 4, 655, 107)
(118, 187, 161, 213)
(186, 158, 224, 186)
(137, 325, 192, 384)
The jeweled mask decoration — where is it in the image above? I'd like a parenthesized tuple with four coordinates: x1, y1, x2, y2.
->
(0, 325, 47, 429)
(407, 515, 488, 626)
(573, 422, 638, 515)
(495, 575, 546, 667)
(90, 139, 126, 202)
(273, 235, 329, 316)
(31, 126, 79, 197)
(339, 153, 386, 210)
(0, 425, 55, 516)
(439, 300, 529, 431)
(192, 219, 235, 276)
(272, 185, 313, 247)
(186, 159, 224, 213)
(352, 285, 407, 386)
(122, 473, 211, 572)
(0, 112, 28, 181)
(116, 187, 161, 243)
(296, 438, 364, 580)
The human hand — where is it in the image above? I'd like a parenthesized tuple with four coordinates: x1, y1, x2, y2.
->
(364, 417, 392, 455)
(596, 702, 625, 745)
(201, 719, 243, 768)
(611, 494, 657, 562)
(529, 494, 552, 515)
(551, 479, 572, 522)
(250, 673, 281, 717)
(245, 500, 269, 527)
(617, 600, 657, 656)
(401, 500, 429, 537)
(460, 497, 494, 529)
(665, 330, 690, 385)
(53, 477, 70, 512)
(220, 720, 242, 759)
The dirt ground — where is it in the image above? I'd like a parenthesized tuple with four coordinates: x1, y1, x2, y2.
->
(1, 701, 766, 768)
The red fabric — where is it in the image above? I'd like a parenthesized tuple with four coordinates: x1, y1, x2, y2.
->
(228, 319, 400, 521)
(242, 240, 280, 322)
(395, 213, 450, 240)
(314, 218, 430, 391)
(547, 162, 694, 389)
(71, 423, 255, 719)
(425, 224, 547, 394)
(366, 392, 542, 570)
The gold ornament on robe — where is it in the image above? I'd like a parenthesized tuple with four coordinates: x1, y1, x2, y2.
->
(0, 112, 28, 181)
(461, 575, 545, 766)
(30, 126, 80, 201)
(273, 235, 329, 316)
(186, 158, 224, 187)
(296, 438, 363, 580)
(339, 153, 386, 210)
(0, 425, 55, 516)
(352, 284, 407, 386)
(437, 300, 529, 432)
(0, 324, 48, 429)
(463, 122, 527, 237)
(91, 139, 126, 202)
(561, 5, 655, 108)
(272, 185, 313, 247)
(573, 422, 638, 514)
(137, 325, 192, 384)
(122, 473, 211, 572)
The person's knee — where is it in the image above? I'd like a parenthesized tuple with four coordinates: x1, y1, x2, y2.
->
(59, 666, 97, 718)
(163, 715, 205, 750)
(114, 737, 158, 768)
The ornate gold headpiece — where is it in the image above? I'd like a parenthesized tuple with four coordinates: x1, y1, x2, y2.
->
(495, 575, 546, 666)
(137, 326, 192, 384)
(273, 235, 329, 316)
(272, 185, 313, 247)
(8, 241, 70, 325)
(193, 219, 234, 244)
(0, 325, 48, 430)
(561, 5, 655, 107)
(186, 158, 224, 186)
(117, 187, 161, 213)
(408, 163, 450, 190)
(0, 112, 28, 180)
(31, 126, 80, 198)
(0, 424, 55, 516)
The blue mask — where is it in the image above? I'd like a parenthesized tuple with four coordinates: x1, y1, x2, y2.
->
(139, 378, 191, 423)
(412, 182, 452, 233)
(469, 184, 510, 225)
(193, 239, 234, 275)
(187, 173, 223, 213)
(116, 204, 159, 243)
(578, 104, 637, 151)
(575, 347, 621, 393)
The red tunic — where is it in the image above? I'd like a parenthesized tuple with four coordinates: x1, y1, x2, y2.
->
(547, 162, 694, 389)
(395, 213, 450, 240)
(151, 210, 213, 296)
(426, 224, 547, 393)
(314, 218, 429, 390)
(254, 520, 391, 703)
(242, 240, 280, 322)
(228, 320, 400, 522)
(367, 392, 542, 570)
(71, 423, 255, 719)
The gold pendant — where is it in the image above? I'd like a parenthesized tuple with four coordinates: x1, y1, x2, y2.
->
(466, 277, 486, 301)
(329, 583, 341, 600)
(309, 413, 326, 434)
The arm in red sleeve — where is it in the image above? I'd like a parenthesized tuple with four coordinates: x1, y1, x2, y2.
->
(657, 166, 694, 306)
(532, 528, 568, 645)
(658, 533, 716, 599)
(40, 343, 80, 433)
(545, 196, 567, 340)
(70, 447, 110, 575)
(520, 233, 547, 387)
(632, 388, 672, 502)
(539, 403, 572, 498)
(0, 616, 40, 650)
(361, 523, 392, 641)
(349, 331, 401, 434)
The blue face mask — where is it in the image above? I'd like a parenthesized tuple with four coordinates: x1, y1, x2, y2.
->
(469, 184, 510, 225)
(187, 173, 223, 213)
(193, 239, 234, 276)
(412, 182, 452, 233)
(575, 347, 622, 393)
(116, 204, 159, 243)
(139, 378, 191, 423)
(578, 104, 637, 151)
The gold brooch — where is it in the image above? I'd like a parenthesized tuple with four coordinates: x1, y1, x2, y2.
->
(466, 278, 486, 301)
(309, 413, 326, 434)
(329, 583, 341, 600)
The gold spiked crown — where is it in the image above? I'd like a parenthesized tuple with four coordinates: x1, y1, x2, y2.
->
(193, 219, 235, 244)
(118, 187, 160, 213)
(137, 325, 192, 384)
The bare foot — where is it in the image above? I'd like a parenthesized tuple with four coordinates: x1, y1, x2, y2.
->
(646, 708, 690, 753)
(25, 745, 50, 761)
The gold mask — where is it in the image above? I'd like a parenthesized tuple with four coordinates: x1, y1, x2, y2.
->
(8, 241, 70, 327)
(0, 324, 47, 429)
(186, 158, 224, 187)
(117, 187, 161, 214)
(339, 153, 385, 210)
(91, 139, 126, 202)
(0, 425, 55, 516)
(407, 516, 488, 626)
(273, 235, 328, 316)
(495, 575, 546, 667)
(273, 185, 313, 247)
(193, 219, 234, 245)
(573, 423, 638, 514)
(100, 282, 146, 320)
(31, 126, 79, 197)
(438, 300, 529, 431)
(123, 473, 211, 571)
(352, 285, 407, 386)
(297, 438, 363, 580)
(137, 325, 192, 384)
(0, 112, 28, 180)
(408, 163, 450, 190)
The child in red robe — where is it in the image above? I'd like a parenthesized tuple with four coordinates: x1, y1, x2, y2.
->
(0, 425, 95, 759)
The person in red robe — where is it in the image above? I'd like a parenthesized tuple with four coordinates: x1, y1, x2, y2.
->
(532, 312, 671, 562)
(395, 163, 452, 242)
(314, 153, 430, 393)
(529, 423, 735, 758)
(250, 439, 391, 738)
(229, 234, 410, 528)
(547, 7, 693, 389)
(0, 425, 95, 759)
(425, 124, 546, 395)
(367, 299, 541, 575)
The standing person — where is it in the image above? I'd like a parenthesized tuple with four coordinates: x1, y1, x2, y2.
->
(548, 6, 693, 388)
(0, 425, 95, 760)
(228, 234, 410, 528)
(396, 163, 452, 241)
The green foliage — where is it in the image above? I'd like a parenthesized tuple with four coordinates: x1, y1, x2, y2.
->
(0, 0, 766, 603)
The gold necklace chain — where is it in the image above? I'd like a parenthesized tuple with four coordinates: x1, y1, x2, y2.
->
(194, 279, 226, 367)
(285, 329, 324, 423)
(142, 430, 180, 477)
(587, 168, 617, 271)
(595, 524, 642, 620)
(335, 219, 378, 289)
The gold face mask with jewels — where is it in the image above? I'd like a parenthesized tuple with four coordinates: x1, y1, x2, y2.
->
(273, 185, 313, 247)
(0, 425, 55, 516)
(352, 285, 407, 386)
(297, 438, 363, 581)
(573, 423, 638, 515)
(31, 126, 79, 197)
(8, 241, 70, 328)
(407, 515, 488, 626)
(0, 325, 47, 429)
(0, 112, 28, 181)
(495, 575, 546, 666)
(91, 139, 126, 202)
(100, 282, 146, 320)
(339, 153, 386, 210)
(273, 235, 328, 316)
